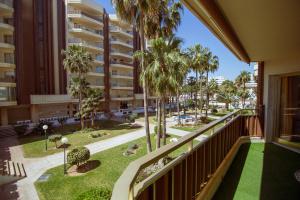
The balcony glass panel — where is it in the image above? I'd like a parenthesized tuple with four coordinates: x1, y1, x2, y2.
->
(111, 71, 133, 77)
(95, 66, 104, 73)
(109, 26, 133, 35)
(68, 38, 103, 49)
(68, 9, 103, 23)
(110, 60, 133, 67)
(110, 37, 133, 46)
(0, 86, 16, 102)
(0, 71, 15, 82)
(69, 23, 103, 35)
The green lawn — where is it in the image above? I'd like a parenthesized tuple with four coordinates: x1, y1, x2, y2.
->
(136, 115, 157, 124)
(35, 135, 197, 200)
(19, 120, 141, 158)
(213, 143, 300, 200)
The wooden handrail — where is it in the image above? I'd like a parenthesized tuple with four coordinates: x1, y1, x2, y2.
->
(111, 109, 260, 200)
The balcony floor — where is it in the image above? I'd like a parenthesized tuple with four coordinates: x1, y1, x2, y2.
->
(213, 143, 300, 200)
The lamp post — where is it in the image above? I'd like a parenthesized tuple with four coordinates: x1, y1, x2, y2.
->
(43, 125, 48, 151)
(61, 137, 69, 175)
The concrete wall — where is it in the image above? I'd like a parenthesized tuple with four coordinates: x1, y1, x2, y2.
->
(263, 54, 300, 141)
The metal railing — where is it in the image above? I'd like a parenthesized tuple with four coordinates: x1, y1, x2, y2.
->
(111, 109, 263, 200)
(69, 24, 103, 36)
(0, 0, 13, 7)
(68, 38, 103, 49)
(110, 61, 133, 67)
(68, 10, 103, 23)
(110, 38, 133, 46)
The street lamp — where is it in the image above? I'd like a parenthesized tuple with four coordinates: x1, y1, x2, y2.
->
(43, 124, 48, 151)
(61, 137, 69, 175)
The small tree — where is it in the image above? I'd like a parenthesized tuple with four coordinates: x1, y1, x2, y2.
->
(48, 134, 62, 148)
(67, 147, 90, 168)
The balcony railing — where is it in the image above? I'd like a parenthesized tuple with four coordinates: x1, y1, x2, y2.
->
(68, 38, 103, 49)
(0, 76, 15, 83)
(111, 109, 263, 200)
(110, 61, 133, 67)
(110, 38, 133, 46)
(0, 0, 13, 7)
(110, 26, 133, 35)
(0, 38, 14, 45)
(0, 86, 16, 102)
(0, 18, 14, 26)
(111, 72, 133, 77)
(111, 94, 134, 98)
(111, 50, 133, 56)
(0, 57, 14, 64)
(68, 10, 103, 23)
(111, 83, 133, 88)
(69, 24, 103, 36)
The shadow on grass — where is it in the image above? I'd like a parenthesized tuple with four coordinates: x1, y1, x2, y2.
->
(77, 160, 101, 173)
(212, 143, 250, 200)
(260, 144, 300, 200)
(18, 120, 137, 146)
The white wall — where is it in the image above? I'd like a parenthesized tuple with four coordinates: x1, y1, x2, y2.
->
(263, 54, 300, 141)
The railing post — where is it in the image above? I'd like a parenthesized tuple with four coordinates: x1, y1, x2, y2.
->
(188, 141, 193, 152)
(129, 187, 134, 200)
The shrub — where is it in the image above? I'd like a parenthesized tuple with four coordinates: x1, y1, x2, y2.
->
(13, 124, 29, 136)
(48, 134, 62, 148)
(67, 147, 90, 167)
(127, 113, 138, 123)
(200, 116, 208, 123)
(211, 108, 218, 114)
(75, 187, 111, 200)
(33, 122, 54, 135)
(90, 132, 109, 138)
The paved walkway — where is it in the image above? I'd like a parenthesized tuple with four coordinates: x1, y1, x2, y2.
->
(1, 120, 195, 200)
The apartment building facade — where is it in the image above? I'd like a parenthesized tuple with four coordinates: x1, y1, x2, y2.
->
(0, 0, 154, 126)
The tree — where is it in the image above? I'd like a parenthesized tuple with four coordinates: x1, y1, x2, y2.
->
(203, 49, 219, 117)
(80, 88, 103, 127)
(187, 44, 206, 122)
(235, 71, 251, 108)
(217, 80, 237, 110)
(62, 45, 93, 129)
(206, 79, 219, 109)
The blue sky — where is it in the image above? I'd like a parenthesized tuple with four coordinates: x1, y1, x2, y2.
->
(97, 0, 253, 80)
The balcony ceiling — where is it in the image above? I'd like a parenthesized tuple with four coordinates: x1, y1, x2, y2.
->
(182, 0, 300, 63)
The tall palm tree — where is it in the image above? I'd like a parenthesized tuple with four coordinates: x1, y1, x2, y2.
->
(207, 79, 218, 107)
(112, 0, 159, 153)
(235, 71, 251, 108)
(62, 45, 92, 129)
(187, 44, 206, 122)
(217, 80, 237, 110)
(203, 49, 219, 117)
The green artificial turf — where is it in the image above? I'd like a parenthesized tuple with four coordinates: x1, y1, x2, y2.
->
(213, 143, 300, 200)
(20, 120, 141, 158)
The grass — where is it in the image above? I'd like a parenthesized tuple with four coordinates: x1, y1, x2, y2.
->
(19, 120, 141, 158)
(213, 143, 300, 200)
(35, 134, 198, 200)
(136, 115, 157, 124)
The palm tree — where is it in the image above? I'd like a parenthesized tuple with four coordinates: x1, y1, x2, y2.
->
(217, 80, 237, 110)
(203, 49, 219, 117)
(112, 0, 158, 153)
(235, 71, 251, 108)
(62, 45, 92, 129)
(206, 79, 219, 108)
(187, 44, 206, 122)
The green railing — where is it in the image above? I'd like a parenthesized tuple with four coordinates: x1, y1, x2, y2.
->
(111, 109, 263, 200)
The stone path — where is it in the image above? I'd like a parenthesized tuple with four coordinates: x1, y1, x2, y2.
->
(1, 120, 194, 200)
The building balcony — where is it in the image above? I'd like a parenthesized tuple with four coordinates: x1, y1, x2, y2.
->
(111, 94, 134, 101)
(110, 61, 133, 69)
(110, 26, 133, 39)
(0, 0, 14, 14)
(87, 71, 104, 77)
(111, 72, 133, 80)
(68, 10, 103, 27)
(0, 39, 14, 52)
(68, 38, 104, 52)
(110, 38, 133, 49)
(68, 0, 104, 15)
(92, 55, 104, 65)
(110, 50, 133, 59)
(30, 95, 78, 105)
(68, 24, 103, 40)
(0, 58, 15, 69)
(0, 20, 14, 33)
(111, 83, 134, 90)
(0, 86, 16, 105)
(111, 110, 270, 200)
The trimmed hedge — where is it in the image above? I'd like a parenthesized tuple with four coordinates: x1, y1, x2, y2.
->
(48, 134, 62, 148)
(75, 187, 111, 200)
(67, 147, 90, 167)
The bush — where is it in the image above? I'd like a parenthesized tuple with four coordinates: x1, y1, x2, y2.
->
(75, 187, 111, 200)
(33, 122, 54, 135)
(79, 128, 95, 133)
(127, 113, 138, 123)
(211, 108, 218, 114)
(48, 134, 62, 148)
(14, 124, 29, 136)
(90, 132, 108, 138)
(67, 147, 90, 167)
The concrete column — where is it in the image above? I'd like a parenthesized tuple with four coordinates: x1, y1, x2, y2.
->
(31, 105, 39, 123)
(1, 108, 8, 126)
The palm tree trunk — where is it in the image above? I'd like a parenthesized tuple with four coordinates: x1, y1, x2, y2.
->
(176, 89, 181, 125)
(139, 15, 152, 153)
(156, 98, 158, 120)
(79, 91, 84, 129)
(156, 98, 161, 149)
(205, 71, 209, 117)
(91, 112, 95, 127)
(195, 71, 198, 122)
(162, 97, 167, 145)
